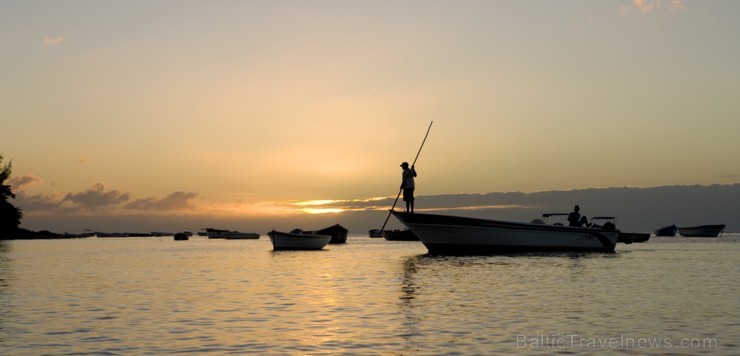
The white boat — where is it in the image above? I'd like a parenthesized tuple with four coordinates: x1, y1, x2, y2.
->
(677, 224, 725, 237)
(391, 211, 619, 255)
(267, 229, 331, 250)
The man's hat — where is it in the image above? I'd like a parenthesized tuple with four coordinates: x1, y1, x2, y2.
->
(400, 162, 409, 167)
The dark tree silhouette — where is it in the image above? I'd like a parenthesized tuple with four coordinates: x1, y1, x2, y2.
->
(1, 154, 23, 233)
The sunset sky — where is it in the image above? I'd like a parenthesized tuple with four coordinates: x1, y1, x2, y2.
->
(2, 1, 739, 232)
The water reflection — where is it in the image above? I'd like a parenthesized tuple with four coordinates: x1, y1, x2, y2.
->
(266, 248, 343, 351)
(396, 250, 626, 353)
(0, 240, 10, 345)
(2, 236, 737, 354)
(0, 240, 10, 291)
(398, 255, 422, 354)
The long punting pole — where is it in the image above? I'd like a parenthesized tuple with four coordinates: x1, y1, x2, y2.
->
(379, 121, 433, 232)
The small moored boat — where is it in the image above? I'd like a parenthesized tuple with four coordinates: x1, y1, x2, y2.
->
(580, 216, 649, 244)
(95, 232, 128, 238)
(267, 229, 331, 250)
(312, 224, 348, 244)
(382, 229, 419, 241)
(368, 229, 383, 238)
(618, 232, 651, 244)
(677, 224, 726, 237)
(206, 228, 258, 239)
(205, 228, 229, 238)
(223, 232, 260, 239)
(173, 232, 189, 241)
(654, 225, 678, 237)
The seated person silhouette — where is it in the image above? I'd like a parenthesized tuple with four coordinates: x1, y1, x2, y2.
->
(568, 205, 589, 227)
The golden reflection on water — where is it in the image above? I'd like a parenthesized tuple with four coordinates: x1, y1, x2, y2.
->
(1, 236, 739, 354)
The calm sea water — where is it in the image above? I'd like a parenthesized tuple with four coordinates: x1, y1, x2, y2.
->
(1, 234, 738, 355)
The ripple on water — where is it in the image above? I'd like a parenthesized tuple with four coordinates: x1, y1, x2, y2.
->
(1, 236, 739, 354)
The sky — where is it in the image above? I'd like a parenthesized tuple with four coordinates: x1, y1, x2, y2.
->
(2, 1, 739, 233)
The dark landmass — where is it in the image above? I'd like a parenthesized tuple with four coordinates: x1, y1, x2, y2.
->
(0, 228, 93, 240)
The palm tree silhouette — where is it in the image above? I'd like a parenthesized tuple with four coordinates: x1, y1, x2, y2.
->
(0, 154, 23, 234)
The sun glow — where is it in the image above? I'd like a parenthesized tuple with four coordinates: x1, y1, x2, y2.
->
(294, 200, 339, 206)
(302, 208, 345, 214)
(293, 200, 346, 214)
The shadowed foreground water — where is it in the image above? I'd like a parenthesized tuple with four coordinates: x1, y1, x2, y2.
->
(1, 234, 738, 354)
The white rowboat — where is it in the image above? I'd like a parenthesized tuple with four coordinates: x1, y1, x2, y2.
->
(267, 230, 331, 250)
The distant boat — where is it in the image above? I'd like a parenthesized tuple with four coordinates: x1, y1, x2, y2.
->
(95, 232, 128, 238)
(368, 229, 383, 238)
(63, 232, 95, 238)
(205, 228, 258, 239)
(205, 228, 230, 238)
(618, 232, 651, 244)
(173, 232, 189, 241)
(587, 216, 649, 244)
(654, 225, 678, 237)
(267, 229, 331, 250)
(311, 224, 348, 244)
(392, 211, 618, 255)
(677, 224, 726, 237)
(382, 229, 419, 241)
(223, 232, 260, 239)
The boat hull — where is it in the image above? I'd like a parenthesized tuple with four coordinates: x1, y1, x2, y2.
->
(619, 232, 651, 243)
(677, 224, 725, 237)
(368, 229, 383, 238)
(654, 225, 678, 236)
(206, 228, 259, 239)
(267, 230, 331, 250)
(382, 229, 419, 241)
(313, 224, 348, 244)
(392, 212, 618, 255)
(205, 228, 229, 238)
(173, 232, 189, 241)
(223, 232, 260, 239)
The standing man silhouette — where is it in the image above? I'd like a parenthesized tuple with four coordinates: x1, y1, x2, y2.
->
(400, 162, 417, 213)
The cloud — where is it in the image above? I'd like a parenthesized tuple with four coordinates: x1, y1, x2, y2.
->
(622, 0, 686, 14)
(63, 183, 130, 209)
(8, 175, 41, 192)
(125, 191, 199, 211)
(8, 175, 65, 212)
(14, 183, 740, 233)
(14, 183, 196, 215)
(42, 36, 64, 47)
(15, 192, 66, 211)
